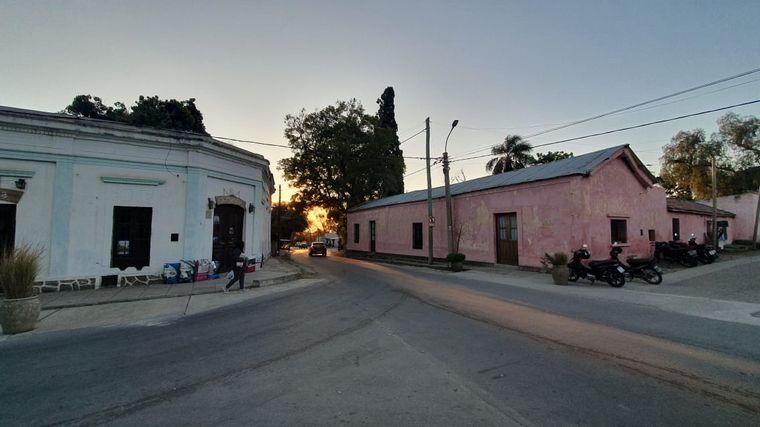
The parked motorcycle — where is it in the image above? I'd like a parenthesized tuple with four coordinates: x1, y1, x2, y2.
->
(687, 234, 717, 264)
(609, 246, 663, 285)
(654, 241, 699, 267)
(567, 245, 626, 287)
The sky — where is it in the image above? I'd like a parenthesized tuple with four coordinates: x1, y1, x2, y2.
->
(2, 0, 759, 202)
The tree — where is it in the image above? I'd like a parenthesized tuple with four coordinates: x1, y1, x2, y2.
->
(659, 130, 729, 199)
(376, 86, 404, 196)
(718, 113, 760, 168)
(534, 150, 573, 164)
(62, 94, 207, 134)
(279, 98, 405, 237)
(485, 135, 534, 174)
(271, 201, 308, 241)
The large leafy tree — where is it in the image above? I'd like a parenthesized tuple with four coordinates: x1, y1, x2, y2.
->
(659, 129, 730, 199)
(486, 135, 534, 174)
(718, 113, 760, 169)
(271, 199, 309, 241)
(63, 94, 207, 134)
(279, 98, 405, 236)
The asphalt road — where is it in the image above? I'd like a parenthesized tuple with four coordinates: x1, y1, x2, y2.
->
(1, 251, 758, 426)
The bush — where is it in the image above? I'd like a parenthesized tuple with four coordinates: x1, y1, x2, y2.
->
(540, 252, 568, 269)
(0, 245, 43, 299)
(446, 253, 466, 263)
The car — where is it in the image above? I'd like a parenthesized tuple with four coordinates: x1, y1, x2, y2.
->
(308, 242, 327, 257)
(295, 241, 308, 249)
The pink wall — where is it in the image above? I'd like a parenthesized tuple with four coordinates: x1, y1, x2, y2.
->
(698, 193, 758, 242)
(348, 149, 672, 268)
(666, 213, 734, 244)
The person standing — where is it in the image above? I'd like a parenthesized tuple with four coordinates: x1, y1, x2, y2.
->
(223, 241, 247, 292)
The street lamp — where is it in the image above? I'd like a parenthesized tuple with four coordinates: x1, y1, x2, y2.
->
(442, 119, 459, 255)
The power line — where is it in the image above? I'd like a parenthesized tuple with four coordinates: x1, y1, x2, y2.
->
(450, 66, 760, 160)
(213, 135, 291, 148)
(448, 98, 760, 164)
(399, 128, 426, 145)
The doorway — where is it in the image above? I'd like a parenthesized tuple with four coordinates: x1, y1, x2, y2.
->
(495, 213, 518, 265)
(672, 218, 680, 241)
(0, 204, 16, 254)
(369, 221, 376, 253)
(212, 204, 244, 272)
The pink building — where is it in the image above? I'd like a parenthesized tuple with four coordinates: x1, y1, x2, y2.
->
(698, 192, 759, 243)
(667, 199, 736, 245)
(348, 145, 701, 268)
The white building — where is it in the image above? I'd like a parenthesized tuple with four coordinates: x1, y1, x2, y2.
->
(0, 106, 274, 290)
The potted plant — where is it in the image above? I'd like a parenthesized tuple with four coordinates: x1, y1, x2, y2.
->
(541, 252, 569, 285)
(446, 252, 466, 272)
(0, 245, 43, 334)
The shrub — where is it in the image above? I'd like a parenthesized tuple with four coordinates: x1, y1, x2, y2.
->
(446, 253, 466, 263)
(0, 245, 43, 299)
(540, 252, 568, 269)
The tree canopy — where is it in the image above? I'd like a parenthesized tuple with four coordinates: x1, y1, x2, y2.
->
(659, 112, 760, 200)
(63, 94, 207, 134)
(534, 150, 573, 164)
(279, 96, 405, 236)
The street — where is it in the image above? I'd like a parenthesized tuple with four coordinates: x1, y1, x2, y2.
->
(2, 250, 759, 426)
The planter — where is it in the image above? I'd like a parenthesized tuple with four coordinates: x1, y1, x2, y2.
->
(450, 261, 463, 272)
(0, 295, 40, 334)
(551, 267, 569, 285)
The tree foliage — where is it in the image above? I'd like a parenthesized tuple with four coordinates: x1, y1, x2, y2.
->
(279, 98, 405, 236)
(659, 113, 760, 199)
(62, 94, 207, 134)
(271, 200, 309, 241)
(534, 150, 573, 164)
(486, 135, 534, 174)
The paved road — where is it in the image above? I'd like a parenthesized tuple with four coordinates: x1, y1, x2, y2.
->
(1, 251, 758, 425)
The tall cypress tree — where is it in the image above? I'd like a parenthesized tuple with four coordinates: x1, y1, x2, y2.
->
(376, 87, 405, 196)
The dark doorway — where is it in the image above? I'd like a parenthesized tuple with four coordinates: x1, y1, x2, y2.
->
(0, 204, 16, 254)
(672, 218, 680, 241)
(369, 221, 376, 253)
(212, 204, 244, 272)
(495, 213, 518, 265)
(111, 206, 152, 270)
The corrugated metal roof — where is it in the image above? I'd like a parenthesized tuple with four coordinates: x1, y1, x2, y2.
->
(349, 144, 630, 212)
(667, 199, 735, 217)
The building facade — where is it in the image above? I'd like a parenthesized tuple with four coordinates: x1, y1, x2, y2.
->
(347, 145, 735, 268)
(0, 106, 274, 289)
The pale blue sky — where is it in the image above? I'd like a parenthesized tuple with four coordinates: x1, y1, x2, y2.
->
(2, 0, 759, 200)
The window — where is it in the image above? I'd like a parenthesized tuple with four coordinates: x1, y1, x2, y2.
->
(412, 222, 423, 249)
(353, 223, 360, 243)
(672, 218, 680, 241)
(111, 206, 152, 270)
(610, 219, 627, 244)
(648, 229, 656, 242)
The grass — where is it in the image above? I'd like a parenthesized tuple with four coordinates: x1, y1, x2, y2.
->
(0, 245, 43, 299)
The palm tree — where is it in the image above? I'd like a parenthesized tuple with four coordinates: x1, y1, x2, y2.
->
(485, 135, 534, 174)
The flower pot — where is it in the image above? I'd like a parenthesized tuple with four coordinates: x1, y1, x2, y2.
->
(0, 295, 40, 334)
(450, 261, 463, 272)
(551, 267, 569, 285)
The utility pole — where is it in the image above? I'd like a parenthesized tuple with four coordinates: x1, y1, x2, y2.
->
(443, 120, 459, 255)
(753, 183, 760, 245)
(425, 118, 433, 265)
(277, 184, 282, 256)
(711, 157, 718, 249)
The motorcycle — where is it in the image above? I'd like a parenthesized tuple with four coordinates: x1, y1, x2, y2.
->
(687, 235, 717, 264)
(654, 241, 698, 267)
(567, 245, 626, 287)
(609, 246, 663, 285)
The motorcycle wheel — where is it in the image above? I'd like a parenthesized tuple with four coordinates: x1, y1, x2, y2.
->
(606, 271, 625, 287)
(678, 254, 698, 267)
(640, 267, 662, 285)
(568, 270, 579, 282)
(699, 254, 715, 264)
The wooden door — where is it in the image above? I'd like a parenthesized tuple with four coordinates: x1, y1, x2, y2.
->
(212, 204, 244, 272)
(369, 221, 376, 253)
(496, 213, 518, 265)
(672, 218, 680, 241)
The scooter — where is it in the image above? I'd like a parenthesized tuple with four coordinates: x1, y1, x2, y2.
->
(654, 241, 699, 267)
(567, 245, 626, 287)
(609, 246, 662, 285)
(687, 234, 717, 264)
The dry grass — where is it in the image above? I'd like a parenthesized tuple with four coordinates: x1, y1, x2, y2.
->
(0, 245, 43, 299)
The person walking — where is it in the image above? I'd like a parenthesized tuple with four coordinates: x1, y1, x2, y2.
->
(223, 241, 247, 292)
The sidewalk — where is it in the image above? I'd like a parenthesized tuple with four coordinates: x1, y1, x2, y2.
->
(38, 256, 302, 310)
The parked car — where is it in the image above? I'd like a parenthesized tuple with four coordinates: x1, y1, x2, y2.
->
(309, 242, 327, 257)
(295, 241, 308, 249)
